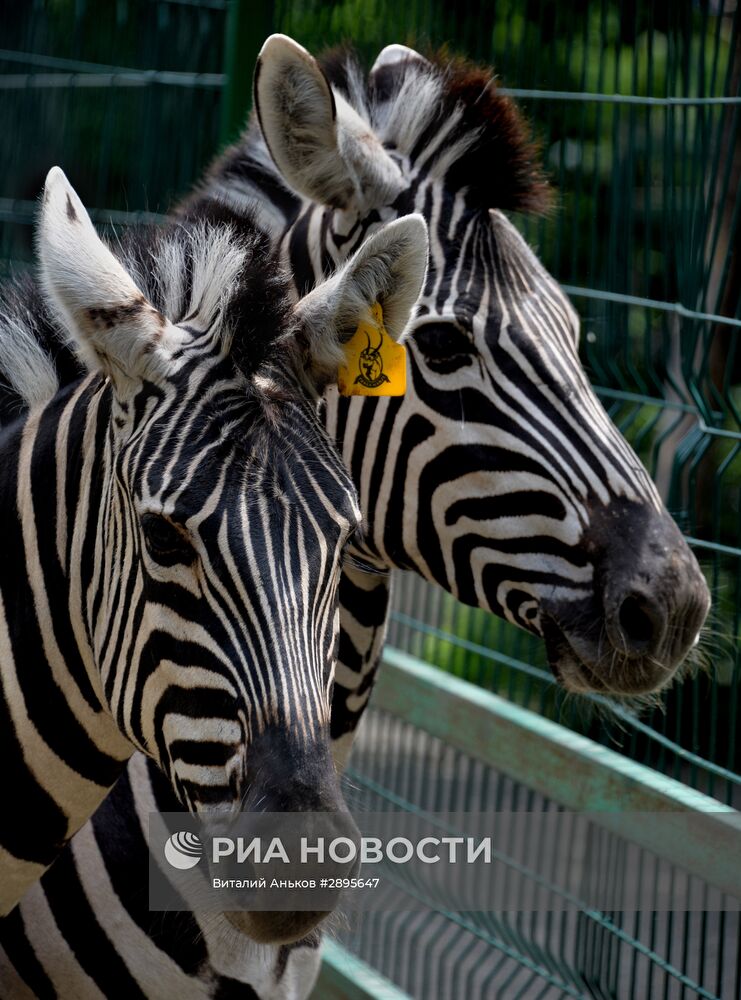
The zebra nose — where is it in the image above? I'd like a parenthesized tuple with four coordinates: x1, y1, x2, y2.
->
(607, 588, 667, 658)
(590, 497, 710, 672)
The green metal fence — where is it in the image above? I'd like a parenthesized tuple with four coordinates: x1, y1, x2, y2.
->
(1, 1, 740, 996)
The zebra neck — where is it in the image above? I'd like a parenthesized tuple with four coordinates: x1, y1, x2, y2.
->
(0, 377, 133, 915)
(331, 558, 392, 769)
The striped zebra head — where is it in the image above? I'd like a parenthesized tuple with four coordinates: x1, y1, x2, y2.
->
(36, 169, 426, 923)
(250, 36, 710, 697)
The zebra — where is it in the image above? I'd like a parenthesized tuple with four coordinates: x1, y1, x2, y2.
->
(0, 37, 711, 1000)
(0, 163, 428, 929)
(233, 35, 711, 744)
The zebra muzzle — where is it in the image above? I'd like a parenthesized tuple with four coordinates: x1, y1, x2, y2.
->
(538, 496, 711, 696)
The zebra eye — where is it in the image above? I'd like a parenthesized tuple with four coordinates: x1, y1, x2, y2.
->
(413, 323, 476, 374)
(141, 514, 195, 566)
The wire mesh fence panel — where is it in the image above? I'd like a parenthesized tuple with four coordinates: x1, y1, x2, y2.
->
(340, 708, 741, 1000)
(387, 569, 741, 811)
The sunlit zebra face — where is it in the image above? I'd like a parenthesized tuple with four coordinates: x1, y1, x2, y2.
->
(397, 205, 710, 695)
(254, 35, 710, 697)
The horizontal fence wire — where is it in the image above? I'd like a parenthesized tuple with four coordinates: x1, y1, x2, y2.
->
(0, 71, 225, 89)
(0, 198, 169, 228)
(562, 285, 741, 330)
(151, 0, 226, 8)
(499, 88, 741, 107)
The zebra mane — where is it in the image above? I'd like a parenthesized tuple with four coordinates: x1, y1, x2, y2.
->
(0, 276, 62, 420)
(117, 200, 292, 378)
(320, 47, 551, 214)
(0, 203, 292, 421)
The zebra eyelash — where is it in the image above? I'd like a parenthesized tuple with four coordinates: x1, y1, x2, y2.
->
(343, 552, 376, 575)
(140, 513, 196, 567)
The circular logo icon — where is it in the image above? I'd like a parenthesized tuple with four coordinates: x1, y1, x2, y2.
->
(164, 831, 203, 870)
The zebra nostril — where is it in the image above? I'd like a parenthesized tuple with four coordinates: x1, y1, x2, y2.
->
(617, 592, 662, 654)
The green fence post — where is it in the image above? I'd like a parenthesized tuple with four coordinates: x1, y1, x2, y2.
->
(219, 0, 274, 147)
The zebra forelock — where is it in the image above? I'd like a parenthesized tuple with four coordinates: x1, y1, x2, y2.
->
(108, 210, 295, 386)
(0, 208, 294, 424)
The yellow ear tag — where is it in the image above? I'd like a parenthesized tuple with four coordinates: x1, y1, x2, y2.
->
(337, 302, 407, 397)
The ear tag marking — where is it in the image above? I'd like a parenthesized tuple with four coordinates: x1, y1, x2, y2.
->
(338, 302, 407, 397)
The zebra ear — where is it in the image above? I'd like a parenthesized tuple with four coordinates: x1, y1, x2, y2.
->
(292, 214, 428, 390)
(38, 167, 173, 391)
(254, 34, 403, 212)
